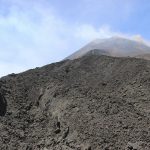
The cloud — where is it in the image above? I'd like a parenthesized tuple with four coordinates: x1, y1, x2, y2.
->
(132, 35, 146, 43)
(75, 24, 150, 46)
(0, 0, 149, 77)
(0, 0, 70, 76)
(74, 25, 125, 41)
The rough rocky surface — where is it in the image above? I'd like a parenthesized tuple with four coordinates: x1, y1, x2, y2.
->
(0, 55, 150, 150)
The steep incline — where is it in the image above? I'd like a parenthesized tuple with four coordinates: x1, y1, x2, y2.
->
(0, 55, 150, 150)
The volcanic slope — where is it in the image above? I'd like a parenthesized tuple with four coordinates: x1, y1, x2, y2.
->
(0, 55, 150, 150)
(66, 37, 150, 60)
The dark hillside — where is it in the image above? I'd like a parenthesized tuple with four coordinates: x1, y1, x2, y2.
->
(0, 55, 150, 150)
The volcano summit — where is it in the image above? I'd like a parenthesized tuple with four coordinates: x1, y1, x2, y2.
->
(66, 37, 150, 60)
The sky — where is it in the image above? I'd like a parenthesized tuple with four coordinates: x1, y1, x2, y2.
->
(1, 0, 150, 77)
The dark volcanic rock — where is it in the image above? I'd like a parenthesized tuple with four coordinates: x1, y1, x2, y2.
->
(0, 55, 150, 149)
(0, 93, 7, 116)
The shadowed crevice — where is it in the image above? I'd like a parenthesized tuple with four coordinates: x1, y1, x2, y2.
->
(0, 93, 7, 116)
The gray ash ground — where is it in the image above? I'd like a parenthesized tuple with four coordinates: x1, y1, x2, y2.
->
(0, 55, 150, 150)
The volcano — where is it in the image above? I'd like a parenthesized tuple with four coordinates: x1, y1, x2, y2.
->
(66, 37, 150, 60)
(0, 53, 150, 149)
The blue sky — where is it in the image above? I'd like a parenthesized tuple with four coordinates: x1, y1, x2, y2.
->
(0, 0, 150, 76)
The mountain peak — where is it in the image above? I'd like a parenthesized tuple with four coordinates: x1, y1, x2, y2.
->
(66, 37, 150, 60)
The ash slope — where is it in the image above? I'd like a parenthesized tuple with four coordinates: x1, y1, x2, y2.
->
(66, 37, 150, 60)
(0, 55, 150, 150)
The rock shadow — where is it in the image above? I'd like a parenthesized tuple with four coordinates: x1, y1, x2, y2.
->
(0, 93, 7, 116)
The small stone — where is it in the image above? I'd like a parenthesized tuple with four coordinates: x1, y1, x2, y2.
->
(126, 142, 141, 150)
(62, 127, 69, 139)
(85, 146, 91, 150)
(54, 128, 61, 134)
